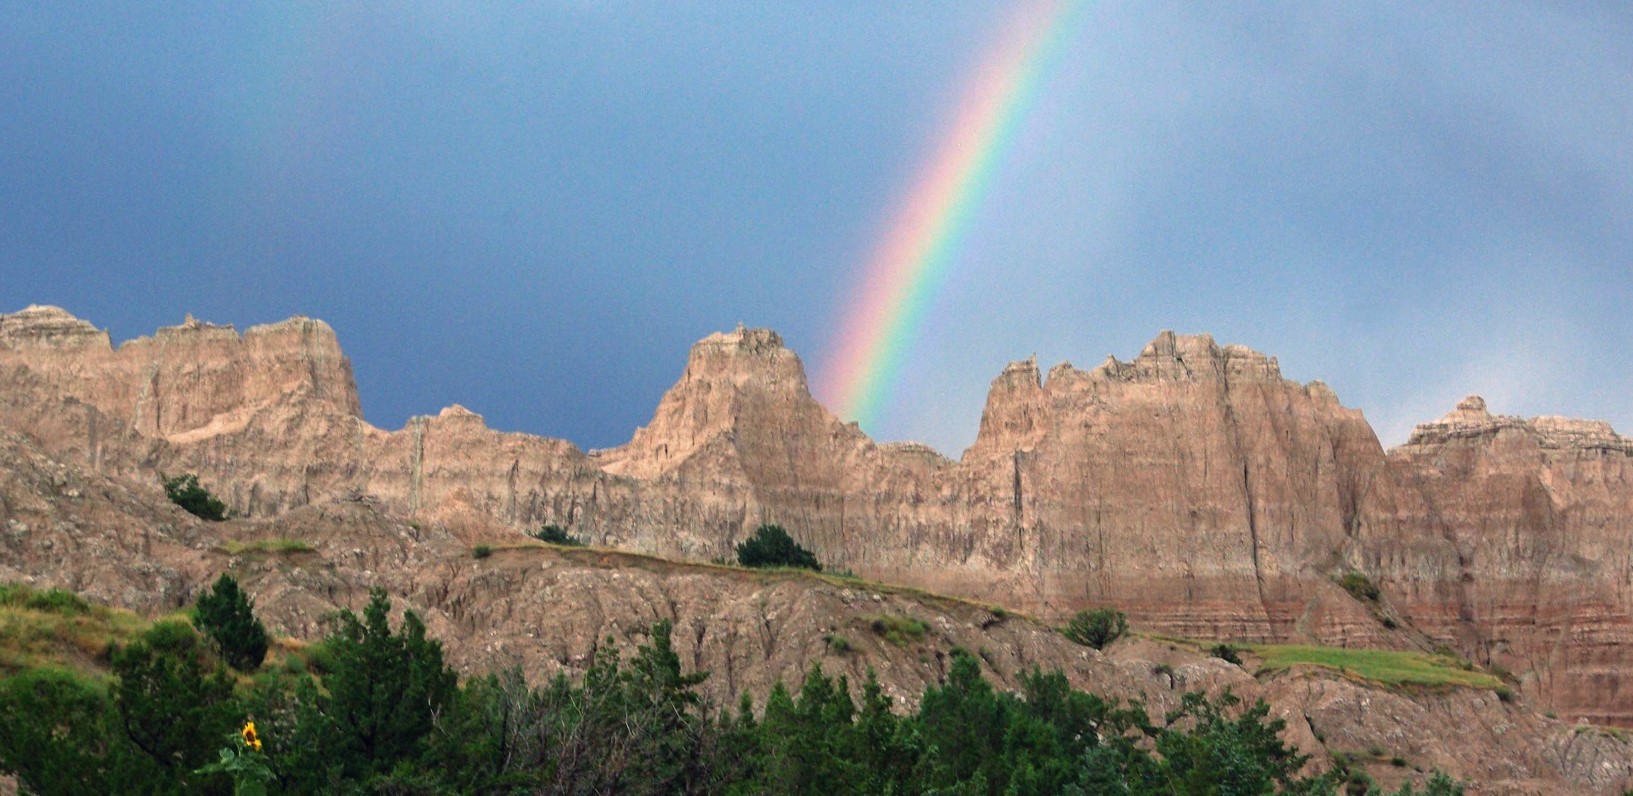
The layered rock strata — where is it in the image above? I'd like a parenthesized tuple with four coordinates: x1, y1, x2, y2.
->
(2, 426, 1630, 794)
(3, 306, 1632, 726)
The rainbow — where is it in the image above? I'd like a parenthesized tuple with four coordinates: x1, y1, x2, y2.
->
(819, 0, 1087, 433)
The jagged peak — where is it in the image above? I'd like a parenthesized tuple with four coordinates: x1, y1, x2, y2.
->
(1088, 331, 1282, 384)
(596, 326, 828, 478)
(0, 305, 111, 351)
(693, 325, 786, 357)
(992, 355, 1042, 390)
(246, 315, 337, 337)
(437, 404, 482, 421)
(675, 325, 809, 396)
(1402, 395, 1633, 454)
(129, 313, 341, 350)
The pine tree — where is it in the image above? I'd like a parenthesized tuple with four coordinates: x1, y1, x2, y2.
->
(194, 573, 269, 671)
(316, 588, 458, 781)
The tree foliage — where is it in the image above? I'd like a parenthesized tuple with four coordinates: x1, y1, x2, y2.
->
(532, 524, 584, 546)
(306, 588, 458, 784)
(0, 667, 132, 794)
(0, 583, 1477, 795)
(111, 620, 238, 791)
(736, 524, 821, 571)
(163, 473, 229, 521)
(195, 573, 269, 671)
(1338, 571, 1382, 603)
(1063, 607, 1129, 650)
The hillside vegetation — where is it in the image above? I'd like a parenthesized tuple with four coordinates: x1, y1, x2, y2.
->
(0, 581, 1473, 796)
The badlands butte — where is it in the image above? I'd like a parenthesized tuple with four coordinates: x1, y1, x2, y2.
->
(4, 303, 1633, 793)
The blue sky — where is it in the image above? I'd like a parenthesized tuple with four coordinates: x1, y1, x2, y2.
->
(3, 2, 1629, 456)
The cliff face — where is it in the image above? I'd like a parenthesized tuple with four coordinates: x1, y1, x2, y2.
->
(2, 418, 1630, 795)
(4, 306, 1633, 727)
(1383, 396, 1633, 725)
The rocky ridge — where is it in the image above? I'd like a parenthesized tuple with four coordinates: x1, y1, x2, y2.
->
(1, 424, 1630, 794)
(3, 306, 1633, 734)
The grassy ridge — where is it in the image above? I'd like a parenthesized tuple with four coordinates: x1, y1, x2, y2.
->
(219, 538, 315, 555)
(1247, 643, 1504, 690)
(0, 583, 154, 676)
(493, 540, 1031, 620)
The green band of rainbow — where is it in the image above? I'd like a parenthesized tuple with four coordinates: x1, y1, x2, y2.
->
(818, 0, 1087, 433)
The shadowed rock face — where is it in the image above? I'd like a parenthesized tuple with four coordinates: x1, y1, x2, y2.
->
(3, 305, 1633, 728)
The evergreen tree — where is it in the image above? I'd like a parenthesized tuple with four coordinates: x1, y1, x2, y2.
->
(735, 524, 822, 571)
(1063, 607, 1129, 650)
(917, 649, 1008, 792)
(0, 667, 132, 795)
(111, 620, 237, 792)
(312, 588, 458, 783)
(194, 573, 269, 671)
(163, 474, 229, 521)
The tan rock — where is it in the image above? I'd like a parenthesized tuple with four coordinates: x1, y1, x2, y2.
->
(5, 305, 1633, 731)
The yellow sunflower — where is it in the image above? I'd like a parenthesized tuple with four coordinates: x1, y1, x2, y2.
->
(241, 721, 262, 752)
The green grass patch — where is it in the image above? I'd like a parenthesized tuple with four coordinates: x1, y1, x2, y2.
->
(220, 538, 315, 555)
(1, 582, 316, 686)
(1247, 643, 1503, 690)
(0, 583, 92, 615)
(0, 583, 152, 677)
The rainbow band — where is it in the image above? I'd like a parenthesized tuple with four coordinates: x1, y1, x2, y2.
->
(819, 0, 1087, 433)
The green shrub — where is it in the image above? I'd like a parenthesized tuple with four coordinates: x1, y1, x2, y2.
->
(194, 573, 268, 672)
(472, 545, 493, 559)
(1062, 607, 1128, 650)
(1209, 643, 1243, 666)
(531, 524, 583, 546)
(111, 619, 237, 778)
(824, 633, 852, 654)
(163, 474, 228, 521)
(0, 666, 127, 794)
(869, 615, 929, 646)
(1338, 571, 1381, 603)
(0, 584, 91, 616)
(736, 524, 821, 571)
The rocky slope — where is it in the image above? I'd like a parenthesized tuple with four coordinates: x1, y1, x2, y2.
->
(3, 305, 1633, 732)
(1, 423, 1630, 794)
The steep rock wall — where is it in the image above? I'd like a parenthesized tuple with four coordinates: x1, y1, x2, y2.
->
(4, 306, 1633, 725)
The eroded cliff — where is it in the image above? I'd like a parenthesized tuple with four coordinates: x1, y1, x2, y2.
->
(4, 305, 1633, 730)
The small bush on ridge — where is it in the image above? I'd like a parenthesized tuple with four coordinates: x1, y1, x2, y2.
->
(735, 524, 821, 571)
(164, 473, 228, 521)
(1063, 607, 1128, 650)
(1338, 571, 1381, 603)
(532, 524, 584, 546)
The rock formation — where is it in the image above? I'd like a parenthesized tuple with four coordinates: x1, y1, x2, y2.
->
(4, 305, 1633, 730)
(1, 412, 1630, 794)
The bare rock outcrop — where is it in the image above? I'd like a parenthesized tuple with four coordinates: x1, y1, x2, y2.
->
(0, 432, 1626, 793)
(5, 306, 1633, 731)
(1385, 395, 1633, 725)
